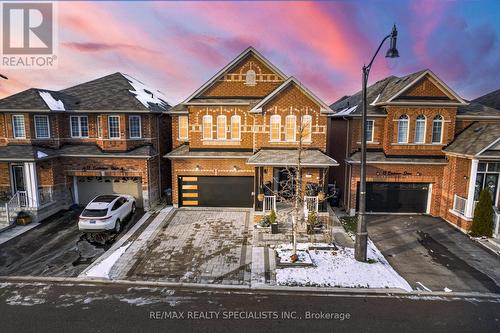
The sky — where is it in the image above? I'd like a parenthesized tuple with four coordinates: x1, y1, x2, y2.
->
(1, 0, 499, 105)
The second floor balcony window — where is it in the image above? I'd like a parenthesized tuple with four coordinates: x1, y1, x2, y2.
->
(129, 115, 141, 139)
(217, 115, 227, 140)
(414, 115, 426, 144)
(432, 115, 443, 144)
(178, 116, 188, 140)
(12, 114, 26, 139)
(397, 114, 409, 144)
(270, 115, 281, 142)
(231, 115, 241, 140)
(34, 115, 50, 139)
(285, 115, 296, 142)
(202, 115, 213, 140)
(70, 116, 88, 138)
(108, 115, 120, 139)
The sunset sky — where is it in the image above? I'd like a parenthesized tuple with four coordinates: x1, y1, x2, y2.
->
(1, 0, 499, 105)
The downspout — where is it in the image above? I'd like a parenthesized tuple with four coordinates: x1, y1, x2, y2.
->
(156, 113, 162, 202)
(344, 116, 350, 209)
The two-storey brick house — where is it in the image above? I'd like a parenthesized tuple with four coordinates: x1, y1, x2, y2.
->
(328, 70, 500, 236)
(0, 73, 171, 226)
(166, 47, 337, 217)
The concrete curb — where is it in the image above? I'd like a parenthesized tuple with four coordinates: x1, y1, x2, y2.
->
(472, 238, 500, 257)
(1, 275, 499, 300)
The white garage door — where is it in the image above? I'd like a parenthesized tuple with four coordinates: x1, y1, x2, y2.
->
(76, 177, 143, 207)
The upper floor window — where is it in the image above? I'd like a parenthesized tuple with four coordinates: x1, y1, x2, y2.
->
(202, 115, 213, 140)
(301, 115, 312, 142)
(397, 114, 409, 143)
(34, 115, 50, 139)
(231, 115, 241, 140)
(12, 115, 26, 139)
(432, 115, 443, 144)
(70, 115, 88, 138)
(217, 115, 227, 140)
(97, 115, 102, 138)
(245, 70, 256, 86)
(178, 116, 188, 140)
(270, 115, 281, 142)
(365, 120, 374, 143)
(414, 115, 426, 144)
(108, 115, 120, 139)
(129, 115, 141, 139)
(285, 115, 296, 142)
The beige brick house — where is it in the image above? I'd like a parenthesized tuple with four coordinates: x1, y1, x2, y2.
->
(166, 47, 337, 217)
(328, 70, 500, 236)
(0, 73, 171, 226)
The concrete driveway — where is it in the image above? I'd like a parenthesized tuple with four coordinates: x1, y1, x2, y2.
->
(367, 215, 500, 293)
(127, 208, 253, 284)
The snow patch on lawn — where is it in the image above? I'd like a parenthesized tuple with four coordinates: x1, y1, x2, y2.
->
(122, 74, 169, 110)
(39, 91, 65, 111)
(85, 243, 130, 279)
(276, 241, 412, 291)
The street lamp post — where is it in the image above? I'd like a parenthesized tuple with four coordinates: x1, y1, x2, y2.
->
(355, 25, 399, 262)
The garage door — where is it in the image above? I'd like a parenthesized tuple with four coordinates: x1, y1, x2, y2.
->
(358, 182, 429, 213)
(179, 176, 254, 207)
(76, 177, 143, 207)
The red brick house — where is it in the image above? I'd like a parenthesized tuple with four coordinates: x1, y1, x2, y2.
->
(328, 70, 500, 237)
(165, 47, 337, 218)
(0, 73, 171, 226)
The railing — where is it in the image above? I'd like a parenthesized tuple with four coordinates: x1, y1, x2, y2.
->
(304, 195, 319, 216)
(5, 192, 21, 224)
(263, 195, 276, 213)
(453, 194, 467, 215)
(38, 187, 54, 206)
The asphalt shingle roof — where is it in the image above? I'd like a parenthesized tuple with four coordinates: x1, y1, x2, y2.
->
(165, 145, 253, 159)
(473, 89, 500, 110)
(444, 123, 500, 157)
(347, 151, 447, 164)
(247, 149, 338, 167)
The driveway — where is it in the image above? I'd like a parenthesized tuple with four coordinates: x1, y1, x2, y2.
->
(0, 208, 144, 277)
(127, 208, 252, 284)
(367, 215, 500, 293)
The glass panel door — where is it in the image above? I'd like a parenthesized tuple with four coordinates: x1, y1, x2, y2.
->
(11, 165, 25, 192)
(485, 174, 498, 203)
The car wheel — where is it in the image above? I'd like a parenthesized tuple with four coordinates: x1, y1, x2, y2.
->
(114, 219, 121, 234)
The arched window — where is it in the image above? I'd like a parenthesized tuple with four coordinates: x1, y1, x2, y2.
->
(397, 114, 409, 143)
(270, 115, 281, 142)
(432, 115, 443, 144)
(245, 69, 256, 86)
(230, 115, 241, 140)
(285, 115, 296, 142)
(217, 115, 227, 140)
(202, 115, 212, 140)
(414, 115, 426, 144)
(301, 115, 312, 142)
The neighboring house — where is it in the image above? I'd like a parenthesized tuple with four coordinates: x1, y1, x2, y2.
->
(327, 69, 500, 237)
(0, 73, 171, 226)
(165, 47, 337, 219)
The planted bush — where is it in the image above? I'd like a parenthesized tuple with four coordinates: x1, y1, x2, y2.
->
(470, 189, 494, 237)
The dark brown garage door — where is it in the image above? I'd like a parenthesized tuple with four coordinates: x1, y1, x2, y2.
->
(357, 182, 429, 213)
(179, 176, 254, 207)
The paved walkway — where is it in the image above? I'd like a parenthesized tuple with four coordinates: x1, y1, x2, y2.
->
(0, 223, 40, 245)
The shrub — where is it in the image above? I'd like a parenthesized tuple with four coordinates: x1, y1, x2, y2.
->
(269, 209, 277, 224)
(307, 211, 319, 226)
(470, 189, 494, 237)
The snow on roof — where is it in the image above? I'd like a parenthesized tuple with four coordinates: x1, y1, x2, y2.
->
(122, 74, 169, 110)
(36, 151, 48, 158)
(335, 105, 358, 116)
(38, 91, 65, 111)
(370, 94, 381, 106)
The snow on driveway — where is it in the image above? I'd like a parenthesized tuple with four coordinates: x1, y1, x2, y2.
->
(276, 240, 412, 291)
(84, 243, 131, 279)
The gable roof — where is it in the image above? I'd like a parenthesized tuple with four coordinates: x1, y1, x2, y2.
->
(456, 88, 500, 119)
(249, 77, 333, 115)
(183, 47, 287, 103)
(0, 88, 55, 110)
(444, 122, 500, 158)
(472, 88, 500, 110)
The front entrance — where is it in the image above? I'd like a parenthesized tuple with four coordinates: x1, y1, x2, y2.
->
(358, 182, 430, 213)
(11, 164, 27, 206)
(272, 167, 296, 199)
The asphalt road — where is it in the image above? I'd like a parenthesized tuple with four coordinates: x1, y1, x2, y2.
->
(0, 208, 144, 277)
(0, 280, 498, 333)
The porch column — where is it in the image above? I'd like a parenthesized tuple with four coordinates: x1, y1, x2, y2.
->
(23, 162, 39, 207)
(465, 159, 478, 218)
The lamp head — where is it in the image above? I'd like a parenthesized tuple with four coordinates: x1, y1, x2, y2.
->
(385, 24, 399, 58)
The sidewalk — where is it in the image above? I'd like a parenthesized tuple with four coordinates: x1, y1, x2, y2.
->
(0, 222, 40, 245)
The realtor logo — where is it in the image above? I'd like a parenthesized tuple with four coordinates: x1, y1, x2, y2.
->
(1, 1, 58, 68)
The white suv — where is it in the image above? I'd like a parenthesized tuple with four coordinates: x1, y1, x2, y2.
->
(78, 194, 136, 233)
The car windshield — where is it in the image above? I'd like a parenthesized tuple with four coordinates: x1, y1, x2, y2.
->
(82, 209, 108, 217)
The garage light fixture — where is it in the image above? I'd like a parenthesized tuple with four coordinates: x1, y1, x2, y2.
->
(195, 165, 201, 171)
(233, 165, 239, 171)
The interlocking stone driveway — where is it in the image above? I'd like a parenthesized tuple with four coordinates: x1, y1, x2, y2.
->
(127, 208, 252, 285)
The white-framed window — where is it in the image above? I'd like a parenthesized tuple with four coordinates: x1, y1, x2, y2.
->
(414, 115, 426, 144)
(70, 116, 89, 138)
(178, 116, 188, 140)
(231, 115, 241, 140)
(12, 114, 26, 139)
(108, 115, 120, 139)
(365, 119, 374, 143)
(285, 115, 296, 142)
(34, 115, 50, 139)
(301, 115, 312, 142)
(432, 115, 443, 144)
(97, 115, 102, 138)
(397, 114, 409, 143)
(245, 69, 256, 86)
(202, 115, 213, 140)
(217, 115, 227, 140)
(270, 115, 281, 142)
(129, 115, 141, 139)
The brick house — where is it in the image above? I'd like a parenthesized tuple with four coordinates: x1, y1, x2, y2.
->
(327, 70, 500, 237)
(0, 73, 171, 226)
(165, 47, 337, 218)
